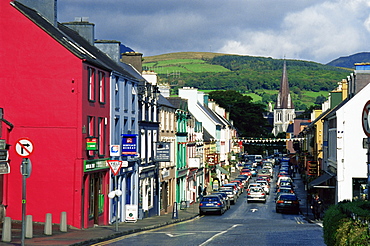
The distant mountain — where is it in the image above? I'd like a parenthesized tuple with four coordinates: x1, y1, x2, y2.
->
(326, 52, 370, 69)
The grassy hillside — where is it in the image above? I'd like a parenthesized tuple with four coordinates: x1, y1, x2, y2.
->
(143, 52, 350, 110)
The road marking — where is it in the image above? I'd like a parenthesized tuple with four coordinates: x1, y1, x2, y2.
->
(165, 232, 195, 237)
(90, 216, 201, 245)
(295, 217, 304, 224)
(250, 208, 258, 212)
(199, 224, 241, 246)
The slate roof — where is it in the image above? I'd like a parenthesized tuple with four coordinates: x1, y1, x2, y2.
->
(158, 94, 176, 109)
(12, 1, 144, 82)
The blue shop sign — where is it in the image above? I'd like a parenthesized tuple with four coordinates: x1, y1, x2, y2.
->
(121, 134, 137, 156)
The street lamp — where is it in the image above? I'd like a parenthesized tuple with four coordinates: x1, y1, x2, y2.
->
(108, 189, 123, 231)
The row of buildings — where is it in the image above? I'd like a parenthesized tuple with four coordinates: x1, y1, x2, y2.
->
(290, 63, 370, 206)
(0, 0, 239, 229)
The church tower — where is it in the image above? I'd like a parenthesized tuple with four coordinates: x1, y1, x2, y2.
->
(273, 60, 295, 136)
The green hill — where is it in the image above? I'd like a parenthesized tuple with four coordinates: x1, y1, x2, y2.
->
(143, 52, 350, 110)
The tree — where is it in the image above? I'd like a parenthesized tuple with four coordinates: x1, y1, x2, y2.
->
(209, 90, 271, 137)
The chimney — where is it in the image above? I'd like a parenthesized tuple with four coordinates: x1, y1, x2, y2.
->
(353, 63, 370, 95)
(95, 40, 121, 63)
(62, 17, 95, 45)
(17, 0, 57, 26)
(121, 52, 143, 74)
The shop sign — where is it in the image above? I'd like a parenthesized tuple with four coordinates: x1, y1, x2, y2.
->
(84, 158, 109, 172)
(86, 138, 98, 151)
(155, 142, 170, 162)
(121, 134, 137, 156)
(0, 161, 10, 174)
(0, 139, 6, 150)
(207, 153, 219, 165)
(0, 150, 8, 161)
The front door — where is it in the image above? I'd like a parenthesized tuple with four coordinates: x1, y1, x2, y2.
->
(89, 173, 102, 225)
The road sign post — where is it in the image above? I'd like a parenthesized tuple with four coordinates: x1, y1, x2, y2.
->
(20, 158, 31, 246)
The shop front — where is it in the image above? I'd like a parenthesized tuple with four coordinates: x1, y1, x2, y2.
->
(83, 159, 110, 228)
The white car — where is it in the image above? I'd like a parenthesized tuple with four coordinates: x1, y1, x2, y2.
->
(256, 180, 270, 194)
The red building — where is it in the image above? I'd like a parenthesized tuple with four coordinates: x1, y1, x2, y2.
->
(0, 1, 112, 228)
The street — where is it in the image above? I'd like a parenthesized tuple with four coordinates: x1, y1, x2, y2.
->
(93, 169, 325, 246)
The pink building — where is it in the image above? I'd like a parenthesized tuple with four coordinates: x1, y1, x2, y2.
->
(0, 1, 112, 228)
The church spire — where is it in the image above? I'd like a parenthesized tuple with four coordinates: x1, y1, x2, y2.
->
(275, 60, 294, 109)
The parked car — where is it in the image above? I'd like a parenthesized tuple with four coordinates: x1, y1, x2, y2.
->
(223, 183, 242, 196)
(247, 187, 266, 203)
(230, 180, 244, 192)
(199, 195, 226, 215)
(213, 192, 231, 210)
(219, 186, 237, 205)
(275, 194, 300, 214)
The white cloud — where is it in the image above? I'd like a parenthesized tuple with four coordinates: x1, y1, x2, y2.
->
(218, 0, 370, 63)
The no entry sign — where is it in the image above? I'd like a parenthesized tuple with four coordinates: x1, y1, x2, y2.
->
(362, 101, 370, 137)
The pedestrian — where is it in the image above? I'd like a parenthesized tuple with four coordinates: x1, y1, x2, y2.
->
(202, 184, 208, 196)
(310, 194, 323, 220)
(198, 184, 203, 201)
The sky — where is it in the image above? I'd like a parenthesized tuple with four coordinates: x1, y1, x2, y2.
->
(57, 0, 370, 64)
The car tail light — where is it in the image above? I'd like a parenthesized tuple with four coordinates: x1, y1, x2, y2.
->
(200, 203, 203, 206)
(261, 193, 265, 196)
(247, 193, 251, 195)
(293, 201, 299, 204)
(217, 203, 221, 206)
(277, 200, 284, 203)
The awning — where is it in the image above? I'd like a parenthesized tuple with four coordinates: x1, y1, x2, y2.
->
(216, 165, 229, 175)
(308, 173, 335, 189)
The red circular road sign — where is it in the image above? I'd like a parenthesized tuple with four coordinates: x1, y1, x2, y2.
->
(362, 101, 370, 137)
(15, 138, 34, 158)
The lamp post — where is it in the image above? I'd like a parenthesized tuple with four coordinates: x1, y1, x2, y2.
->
(108, 187, 122, 232)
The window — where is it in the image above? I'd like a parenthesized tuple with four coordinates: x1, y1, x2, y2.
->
(88, 67, 96, 101)
(98, 71, 106, 104)
(88, 116, 95, 156)
(115, 76, 119, 110)
(98, 117, 106, 156)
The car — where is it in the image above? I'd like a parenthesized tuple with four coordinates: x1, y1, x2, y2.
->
(276, 187, 295, 198)
(256, 180, 270, 194)
(223, 183, 241, 196)
(230, 180, 244, 192)
(246, 182, 262, 192)
(233, 178, 248, 187)
(247, 187, 266, 203)
(250, 167, 258, 177)
(277, 176, 293, 187)
(219, 186, 237, 204)
(212, 192, 231, 210)
(199, 195, 226, 215)
(240, 169, 252, 177)
(275, 194, 300, 214)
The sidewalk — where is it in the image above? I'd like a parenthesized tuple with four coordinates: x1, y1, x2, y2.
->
(0, 203, 200, 246)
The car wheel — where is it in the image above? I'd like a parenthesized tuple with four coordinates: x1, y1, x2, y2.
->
(199, 210, 203, 216)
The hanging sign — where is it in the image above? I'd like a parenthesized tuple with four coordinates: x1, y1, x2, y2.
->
(86, 138, 98, 150)
(121, 134, 137, 156)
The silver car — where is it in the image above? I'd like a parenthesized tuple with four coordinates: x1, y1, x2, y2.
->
(247, 187, 267, 203)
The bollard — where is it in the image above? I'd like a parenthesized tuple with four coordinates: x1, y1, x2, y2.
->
(26, 215, 33, 238)
(2, 217, 11, 242)
(60, 212, 67, 232)
(44, 213, 52, 235)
